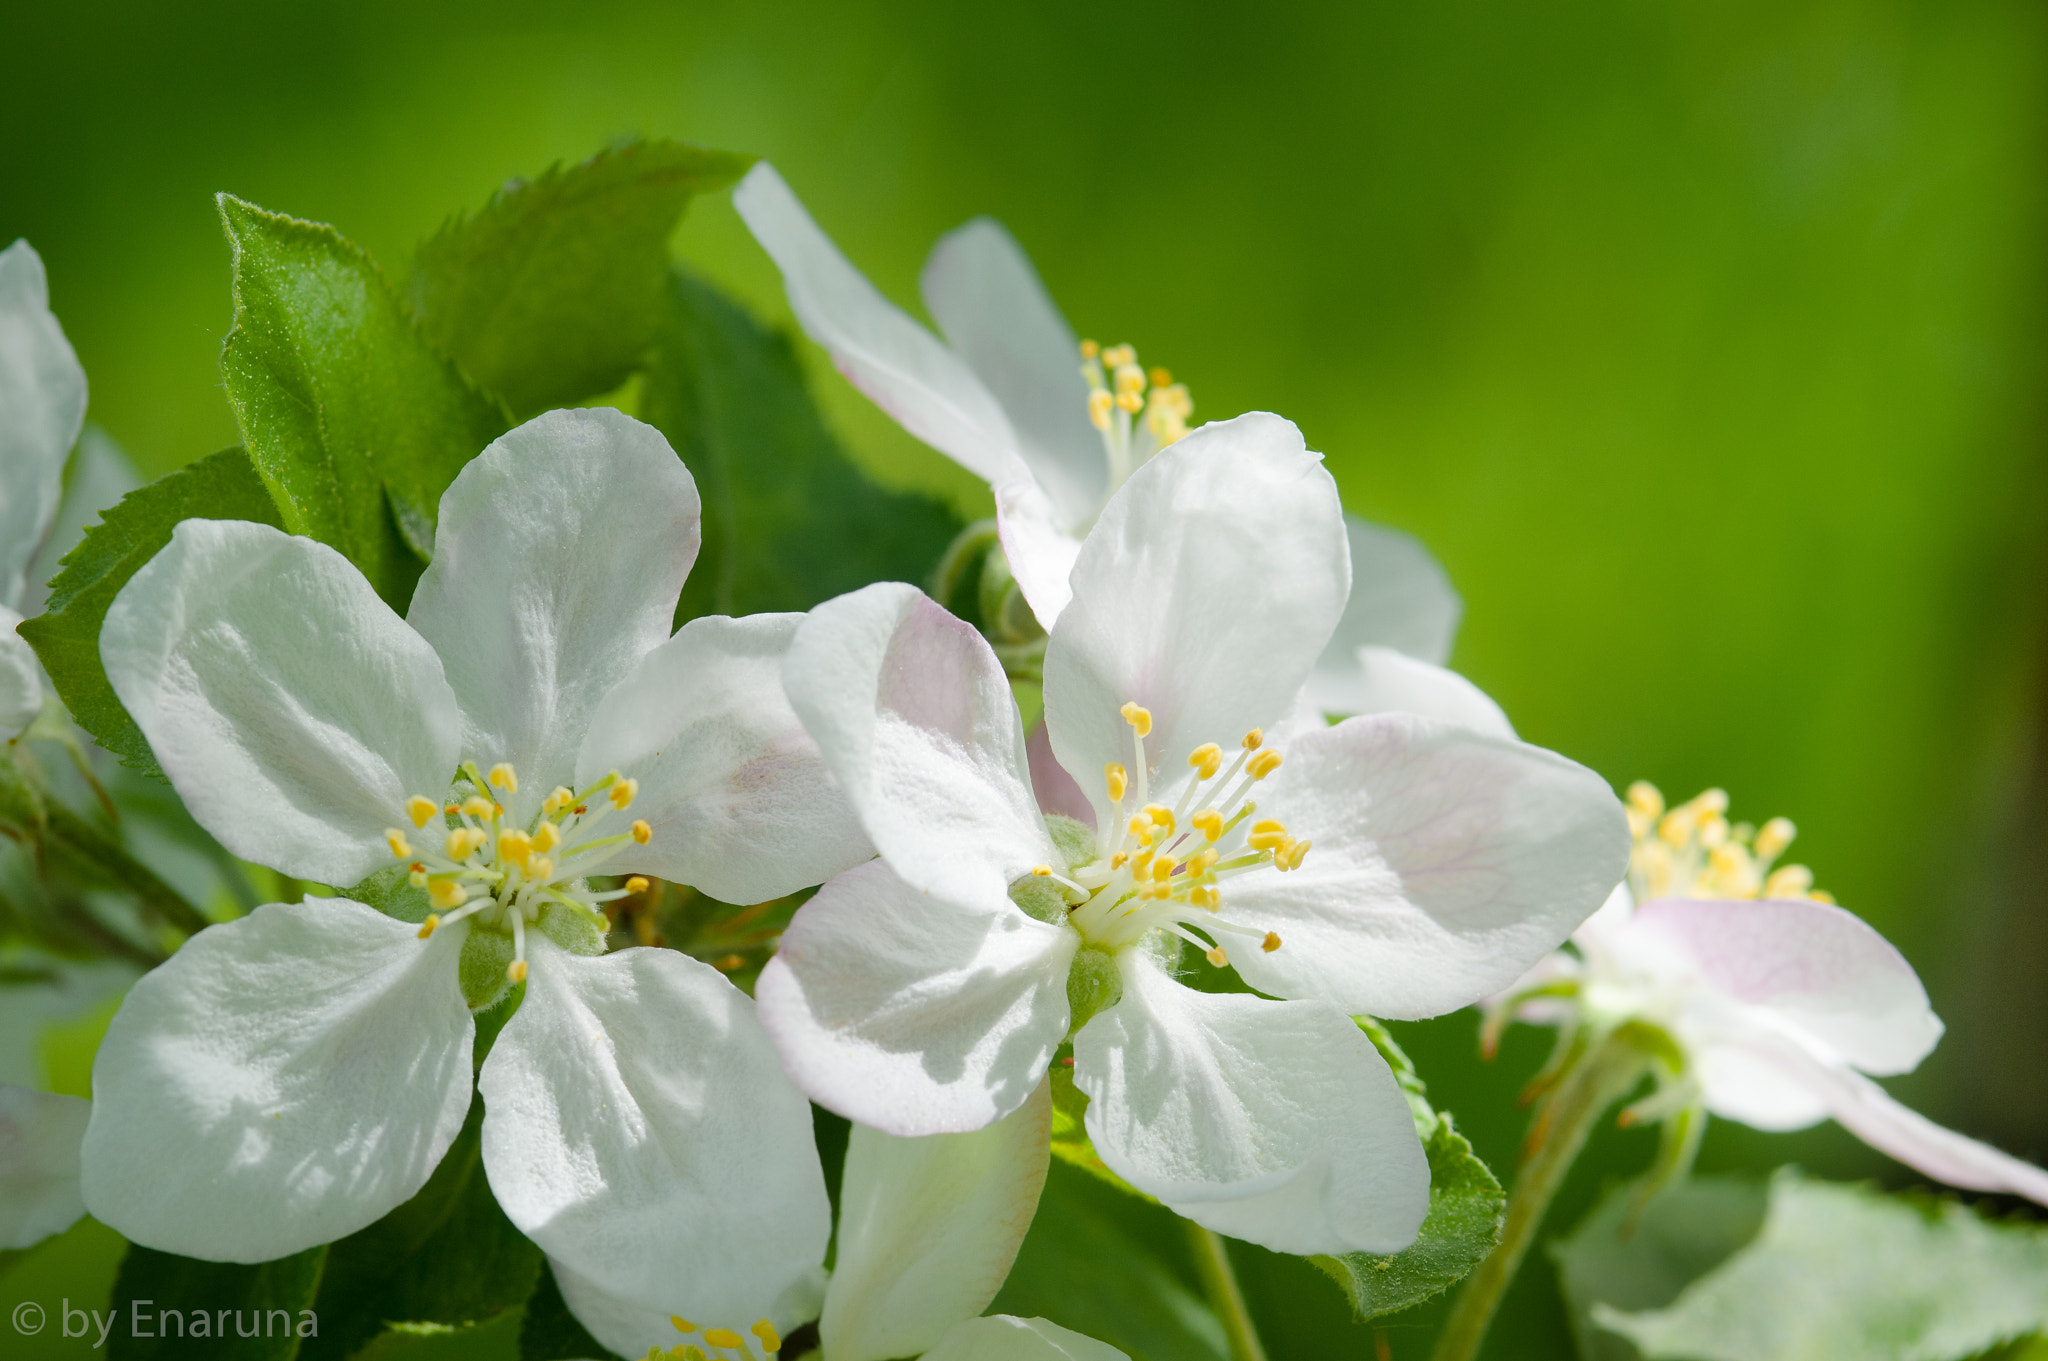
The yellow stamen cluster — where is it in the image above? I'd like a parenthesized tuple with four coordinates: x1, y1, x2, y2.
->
(1080, 340, 1194, 490)
(1624, 781, 1830, 904)
(657, 1314, 781, 1360)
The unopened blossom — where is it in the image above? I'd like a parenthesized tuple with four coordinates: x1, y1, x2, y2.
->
(0, 1084, 90, 1249)
(758, 411, 1629, 1256)
(732, 164, 1485, 725)
(1488, 783, 2048, 1207)
(555, 1080, 1125, 1361)
(82, 408, 869, 1313)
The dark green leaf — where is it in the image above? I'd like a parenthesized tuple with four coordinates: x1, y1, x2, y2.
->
(217, 195, 508, 609)
(19, 448, 284, 776)
(518, 1265, 620, 1361)
(409, 140, 752, 415)
(641, 270, 961, 624)
(108, 1243, 326, 1359)
(305, 1093, 541, 1360)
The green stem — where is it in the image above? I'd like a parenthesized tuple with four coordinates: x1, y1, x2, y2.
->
(1430, 1027, 1654, 1361)
(1187, 1221, 1269, 1361)
(40, 797, 212, 939)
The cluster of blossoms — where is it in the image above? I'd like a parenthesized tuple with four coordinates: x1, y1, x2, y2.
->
(5, 152, 2047, 1361)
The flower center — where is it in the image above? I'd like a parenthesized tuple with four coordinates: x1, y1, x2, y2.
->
(1623, 781, 1827, 903)
(383, 760, 653, 984)
(1080, 339, 1193, 497)
(656, 1313, 782, 1360)
(1032, 701, 1305, 963)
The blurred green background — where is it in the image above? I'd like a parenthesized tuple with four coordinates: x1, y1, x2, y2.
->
(4, 0, 2045, 1356)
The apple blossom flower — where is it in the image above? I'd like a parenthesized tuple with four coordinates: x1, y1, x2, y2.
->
(552, 1081, 1117, 1361)
(1486, 782, 2048, 1206)
(80, 407, 868, 1311)
(758, 411, 1630, 1256)
(731, 165, 1486, 725)
(0, 1084, 90, 1249)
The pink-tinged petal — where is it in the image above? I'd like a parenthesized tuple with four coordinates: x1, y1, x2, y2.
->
(755, 859, 1076, 1137)
(1223, 713, 1630, 1019)
(995, 478, 1086, 632)
(551, 1257, 826, 1360)
(1308, 645, 1515, 736)
(1043, 413, 1349, 828)
(0, 240, 86, 610)
(1632, 897, 1943, 1076)
(784, 582, 1054, 905)
(1026, 718, 1094, 828)
(1306, 515, 1462, 705)
(1073, 955, 1427, 1256)
(0, 1086, 90, 1250)
(734, 164, 1024, 486)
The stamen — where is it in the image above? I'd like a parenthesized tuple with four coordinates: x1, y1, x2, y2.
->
(1080, 339, 1100, 360)
(1241, 729, 1264, 750)
(1101, 343, 1135, 368)
(704, 1331, 743, 1350)
(507, 960, 528, 983)
(610, 778, 640, 811)
(1191, 809, 1223, 841)
(1032, 865, 1053, 876)
(406, 796, 438, 829)
(1143, 803, 1175, 833)
(1105, 763, 1127, 803)
(1188, 743, 1222, 779)
(1088, 390, 1114, 430)
(488, 763, 519, 794)
(408, 863, 427, 888)
(1149, 366, 1173, 388)
(1120, 701, 1153, 737)
(429, 879, 468, 910)
(752, 1320, 781, 1352)
(461, 795, 494, 819)
(529, 856, 555, 882)
(1764, 865, 1814, 898)
(632, 819, 652, 845)
(626, 876, 651, 894)
(385, 829, 412, 859)
(533, 821, 561, 852)
(1247, 749, 1283, 780)
(1262, 931, 1282, 953)
(544, 786, 574, 816)
(1246, 819, 1291, 851)
(671, 1317, 696, 1334)
(1754, 816, 1796, 862)
(499, 829, 533, 867)
(417, 914, 440, 939)
(1206, 945, 1228, 967)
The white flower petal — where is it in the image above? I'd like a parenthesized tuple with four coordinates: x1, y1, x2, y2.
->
(550, 1256, 826, 1360)
(1321, 514, 1462, 671)
(921, 1315, 1132, 1361)
(1308, 645, 1514, 736)
(1072, 956, 1428, 1255)
(1, 606, 41, 739)
(1689, 1027, 1832, 1131)
(408, 408, 699, 813)
(785, 582, 1053, 904)
(1222, 713, 1630, 1018)
(922, 219, 1103, 526)
(101, 520, 463, 887)
(1043, 413, 1349, 821)
(734, 164, 1025, 486)
(1026, 719, 1095, 827)
(478, 936, 830, 1314)
(0, 1085, 91, 1250)
(80, 898, 475, 1262)
(823, 1079, 1052, 1361)
(23, 426, 140, 617)
(0, 240, 86, 611)
(1631, 897, 1943, 1077)
(756, 858, 1075, 1136)
(995, 478, 1086, 633)
(578, 612, 871, 904)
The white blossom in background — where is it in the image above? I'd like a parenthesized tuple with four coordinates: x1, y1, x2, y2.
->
(554, 1081, 1121, 1361)
(0, 1084, 90, 1250)
(732, 165, 1495, 730)
(80, 408, 871, 1321)
(1488, 783, 2048, 1207)
(759, 411, 1629, 1257)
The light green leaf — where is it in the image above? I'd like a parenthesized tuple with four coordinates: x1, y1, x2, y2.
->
(18, 448, 284, 776)
(1589, 1172, 2048, 1361)
(217, 194, 508, 609)
(108, 1242, 326, 1359)
(409, 139, 753, 416)
(1046, 1062, 1155, 1203)
(640, 271, 962, 624)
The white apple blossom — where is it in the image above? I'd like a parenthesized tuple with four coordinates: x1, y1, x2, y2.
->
(757, 411, 1630, 1257)
(553, 1081, 1121, 1361)
(0, 1084, 90, 1249)
(1487, 783, 2048, 1206)
(79, 407, 870, 1316)
(731, 165, 1489, 728)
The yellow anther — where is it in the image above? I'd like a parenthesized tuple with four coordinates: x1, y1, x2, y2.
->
(680, 1349, 707, 1361)
(610, 778, 640, 811)
(1109, 851, 1128, 869)
(417, 914, 440, 939)
(507, 959, 528, 984)
(1187, 849, 1218, 875)
(461, 796, 494, 819)
(1114, 363, 1147, 397)
(1247, 749, 1284, 780)
(1102, 343, 1135, 368)
(1088, 389, 1115, 430)
(1128, 814, 1151, 838)
(632, 819, 652, 845)
(1144, 803, 1175, 829)
(1188, 743, 1222, 779)
(499, 829, 533, 866)
(1262, 931, 1282, 953)
(1765, 864, 1815, 899)
(444, 803, 459, 815)
(1700, 815, 1730, 849)
(408, 863, 428, 888)
(1205, 945, 1228, 967)
(492, 802, 505, 817)
(446, 827, 485, 860)
(385, 828, 413, 859)
(1120, 701, 1153, 736)
(1247, 819, 1291, 852)
(1148, 366, 1173, 388)
(1657, 810, 1691, 848)
(1285, 840, 1311, 871)
(752, 1320, 782, 1352)
(544, 786, 574, 816)
(1809, 889, 1836, 904)
(1626, 781, 1665, 822)
(1192, 809, 1223, 841)
(488, 763, 519, 794)
(406, 795, 438, 828)
(532, 821, 561, 852)
(704, 1330, 744, 1350)
(1151, 856, 1176, 883)
(528, 857, 555, 882)
(1190, 885, 1219, 910)
(626, 876, 651, 894)
(1241, 729, 1264, 750)
(1032, 865, 1054, 877)
(670, 1317, 696, 1335)
(1080, 339, 1100, 360)
(1115, 390, 1145, 414)
(1131, 849, 1154, 877)
(1755, 816, 1797, 861)
(428, 879, 468, 910)
(1695, 788, 1730, 819)
(1105, 763, 1128, 803)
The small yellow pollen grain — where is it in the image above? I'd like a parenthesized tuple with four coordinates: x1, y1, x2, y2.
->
(1241, 729, 1264, 751)
(703, 1330, 744, 1350)
(1120, 701, 1153, 736)
(533, 821, 562, 852)
(1087, 389, 1115, 431)
(488, 763, 518, 793)
(507, 959, 528, 984)
(752, 1320, 782, 1352)
(1032, 865, 1053, 877)
(1188, 742, 1222, 779)
(429, 879, 468, 910)
(406, 795, 438, 828)
(669, 1316, 696, 1335)
(611, 778, 640, 811)
(417, 914, 440, 939)
(1262, 931, 1282, 953)
(1192, 809, 1223, 841)
(1205, 945, 1229, 967)
(462, 796, 494, 819)
(1105, 762, 1128, 803)
(385, 828, 412, 859)
(1148, 366, 1173, 388)
(1247, 750, 1284, 780)
(632, 819, 652, 845)
(626, 876, 651, 894)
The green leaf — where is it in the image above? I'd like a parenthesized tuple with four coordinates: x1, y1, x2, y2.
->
(991, 1160, 1229, 1361)
(217, 194, 508, 609)
(1552, 1173, 1771, 1361)
(640, 270, 962, 623)
(1583, 1172, 2048, 1361)
(19, 448, 285, 776)
(305, 1092, 542, 1360)
(108, 1243, 326, 1359)
(409, 140, 753, 416)
(518, 1265, 620, 1361)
